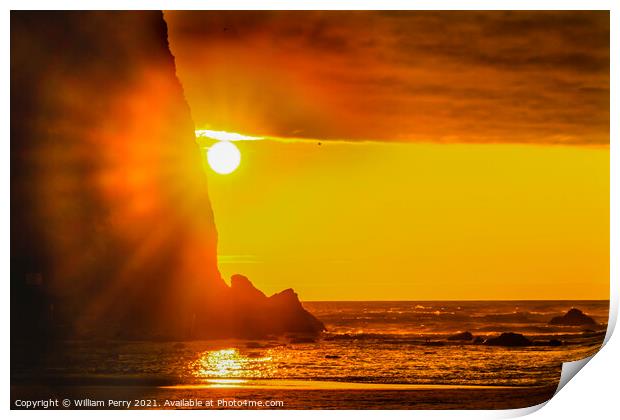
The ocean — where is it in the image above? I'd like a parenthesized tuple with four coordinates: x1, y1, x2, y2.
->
(11, 300, 608, 409)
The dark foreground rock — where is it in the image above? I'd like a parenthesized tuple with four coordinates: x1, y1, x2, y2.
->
(485, 332, 533, 347)
(447, 331, 473, 341)
(549, 308, 597, 326)
(532, 338, 563, 347)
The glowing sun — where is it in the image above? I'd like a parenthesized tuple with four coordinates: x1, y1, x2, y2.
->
(207, 141, 241, 174)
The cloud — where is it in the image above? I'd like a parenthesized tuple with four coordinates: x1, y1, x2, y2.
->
(166, 11, 609, 145)
(196, 129, 263, 141)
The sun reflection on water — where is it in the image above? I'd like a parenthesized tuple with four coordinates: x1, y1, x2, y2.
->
(190, 348, 274, 379)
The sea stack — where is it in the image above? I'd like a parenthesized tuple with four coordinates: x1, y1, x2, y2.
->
(11, 11, 323, 341)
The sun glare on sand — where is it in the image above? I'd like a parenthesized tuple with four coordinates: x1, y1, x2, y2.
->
(190, 348, 273, 379)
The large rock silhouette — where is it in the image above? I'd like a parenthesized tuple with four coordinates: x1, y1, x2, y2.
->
(11, 11, 323, 342)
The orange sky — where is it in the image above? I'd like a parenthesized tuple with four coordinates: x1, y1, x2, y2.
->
(166, 11, 609, 145)
(204, 140, 608, 301)
(165, 11, 609, 300)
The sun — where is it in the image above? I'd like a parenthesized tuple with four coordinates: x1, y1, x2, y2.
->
(207, 141, 241, 174)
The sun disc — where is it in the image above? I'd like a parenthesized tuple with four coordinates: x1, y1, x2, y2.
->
(207, 141, 241, 174)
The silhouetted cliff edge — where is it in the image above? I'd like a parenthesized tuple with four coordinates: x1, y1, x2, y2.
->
(11, 11, 323, 343)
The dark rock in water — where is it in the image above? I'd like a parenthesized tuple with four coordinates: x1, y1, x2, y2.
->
(472, 336, 485, 345)
(228, 275, 325, 338)
(532, 338, 563, 347)
(485, 332, 533, 347)
(447, 331, 473, 341)
(549, 308, 597, 326)
(325, 355, 340, 359)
